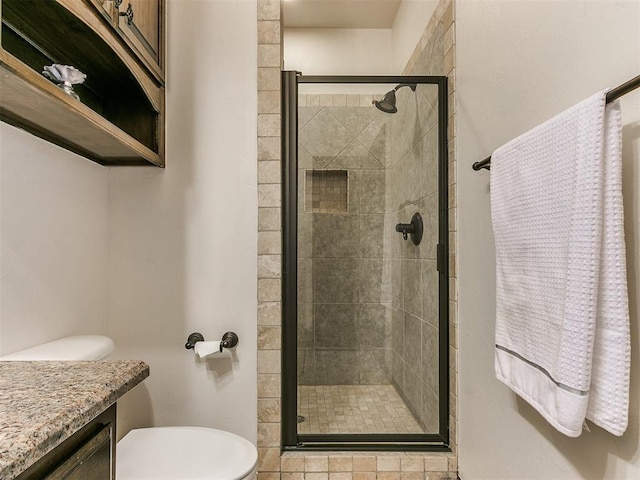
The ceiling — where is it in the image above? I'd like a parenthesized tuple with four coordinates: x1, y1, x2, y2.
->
(282, 0, 403, 29)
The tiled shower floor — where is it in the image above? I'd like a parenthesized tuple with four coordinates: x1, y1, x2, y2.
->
(297, 385, 424, 434)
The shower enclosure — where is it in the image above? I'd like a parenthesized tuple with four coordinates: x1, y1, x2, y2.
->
(282, 73, 449, 450)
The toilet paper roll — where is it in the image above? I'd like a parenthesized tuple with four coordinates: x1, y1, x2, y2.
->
(194, 341, 227, 359)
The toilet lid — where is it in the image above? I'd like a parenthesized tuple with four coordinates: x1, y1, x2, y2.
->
(117, 427, 258, 480)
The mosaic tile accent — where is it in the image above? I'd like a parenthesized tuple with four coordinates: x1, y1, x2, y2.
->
(305, 170, 349, 213)
(297, 385, 424, 434)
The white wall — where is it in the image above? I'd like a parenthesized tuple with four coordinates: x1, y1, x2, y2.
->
(107, 0, 258, 443)
(284, 28, 393, 94)
(391, 0, 438, 73)
(0, 125, 108, 354)
(284, 28, 393, 75)
(456, 1, 640, 479)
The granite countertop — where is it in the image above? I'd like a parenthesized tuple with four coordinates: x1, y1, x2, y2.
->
(0, 360, 149, 480)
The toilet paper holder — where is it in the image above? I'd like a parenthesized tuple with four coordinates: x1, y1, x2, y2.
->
(185, 331, 239, 351)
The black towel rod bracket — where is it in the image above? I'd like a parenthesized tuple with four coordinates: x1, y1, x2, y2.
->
(472, 74, 640, 171)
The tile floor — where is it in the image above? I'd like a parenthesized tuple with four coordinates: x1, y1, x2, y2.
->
(297, 384, 425, 434)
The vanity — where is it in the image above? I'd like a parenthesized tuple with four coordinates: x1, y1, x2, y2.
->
(0, 360, 149, 480)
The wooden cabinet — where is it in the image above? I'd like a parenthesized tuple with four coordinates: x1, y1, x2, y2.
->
(15, 405, 116, 480)
(115, 0, 163, 78)
(0, 0, 165, 166)
(88, 0, 164, 80)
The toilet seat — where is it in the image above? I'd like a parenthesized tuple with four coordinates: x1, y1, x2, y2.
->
(116, 427, 258, 480)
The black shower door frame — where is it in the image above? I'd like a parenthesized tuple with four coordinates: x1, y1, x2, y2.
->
(282, 73, 450, 451)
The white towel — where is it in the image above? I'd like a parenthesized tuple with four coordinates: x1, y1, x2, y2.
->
(490, 90, 630, 437)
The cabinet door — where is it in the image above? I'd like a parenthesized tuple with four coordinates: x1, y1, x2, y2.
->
(90, 0, 117, 22)
(43, 426, 112, 480)
(116, 0, 163, 77)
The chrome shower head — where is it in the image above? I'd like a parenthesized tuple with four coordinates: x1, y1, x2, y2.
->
(372, 83, 417, 114)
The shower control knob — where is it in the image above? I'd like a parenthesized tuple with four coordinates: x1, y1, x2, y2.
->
(395, 212, 423, 246)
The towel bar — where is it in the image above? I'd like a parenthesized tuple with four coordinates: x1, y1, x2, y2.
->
(472, 74, 640, 171)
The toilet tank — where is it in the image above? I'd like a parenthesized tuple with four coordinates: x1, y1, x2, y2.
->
(0, 335, 115, 361)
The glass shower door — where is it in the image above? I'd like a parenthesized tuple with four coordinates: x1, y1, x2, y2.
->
(282, 73, 449, 449)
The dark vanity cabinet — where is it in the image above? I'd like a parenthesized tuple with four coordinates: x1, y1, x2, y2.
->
(15, 405, 116, 480)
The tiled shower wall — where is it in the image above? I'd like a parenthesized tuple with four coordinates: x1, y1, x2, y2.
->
(256, 0, 458, 477)
(400, 0, 459, 451)
(384, 82, 441, 432)
(297, 97, 393, 386)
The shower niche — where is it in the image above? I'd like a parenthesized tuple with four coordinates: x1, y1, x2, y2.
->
(304, 170, 349, 214)
(282, 73, 449, 451)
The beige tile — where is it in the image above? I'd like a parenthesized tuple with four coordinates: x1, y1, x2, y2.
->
(330, 473, 352, 480)
(449, 276, 457, 302)
(258, 231, 281, 254)
(257, 0, 280, 21)
(259, 90, 281, 114)
(306, 474, 328, 480)
(319, 94, 333, 106)
(305, 456, 329, 472)
(400, 458, 424, 472)
(377, 472, 400, 480)
(258, 44, 281, 68)
(352, 457, 376, 472)
(258, 254, 281, 279)
(258, 207, 281, 232)
(332, 94, 347, 106)
(444, 47, 454, 76)
(258, 255, 282, 278)
(423, 457, 448, 472)
(258, 373, 280, 398)
(447, 457, 458, 473)
(377, 457, 400, 472)
(329, 457, 353, 472)
(400, 473, 423, 480)
(258, 398, 280, 428)
(258, 137, 281, 161)
(259, 161, 281, 184)
(353, 473, 376, 480)
(346, 95, 360, 107)
(258, 325, 281, 350)
(425, 474, 451, 480)
(258, 278, 281, 302)
(259, 184, 281, 208)
(258, 448, 281, 472)
(282, 457, 306, 472)
(258, 20, 281, 44)
(258, 473, 281, 480)
(258, 114, 281, 137)
(448, 75, 456, 106)
(442, 1, 454, 29)
(444, 23, 455, 55)
(449, 322, 457, 349)
(449, 207, 458, 232)
(450, 367, 458, 397)
(257, 350, 281, 374)
(283, 474, 305, 480)
(448, 157, 457, 187)
(359, 94, 373, 107)
(306, 94, 319, 106)
(257, 422, 280, 447)
(449, 345, 458, 372)
(258, 68, 281, 91)
(258, 302, 281, 326)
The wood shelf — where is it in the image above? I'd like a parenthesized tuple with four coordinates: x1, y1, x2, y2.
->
(0, 0, 164, 167)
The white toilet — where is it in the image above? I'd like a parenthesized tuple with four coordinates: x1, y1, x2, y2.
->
(0, 335, 258, 480)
